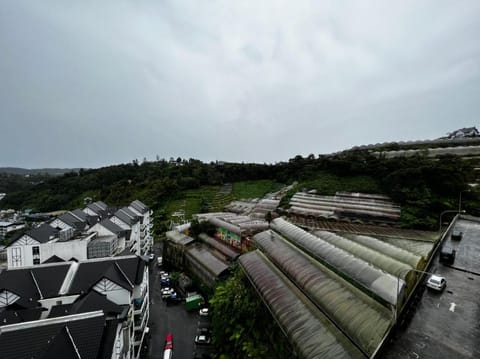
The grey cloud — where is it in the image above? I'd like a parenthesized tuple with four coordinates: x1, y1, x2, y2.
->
(1, 0, 479, 168)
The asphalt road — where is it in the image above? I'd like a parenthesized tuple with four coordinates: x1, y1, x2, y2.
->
(381, 217, 480, 358)
(145, 244, 199, 359)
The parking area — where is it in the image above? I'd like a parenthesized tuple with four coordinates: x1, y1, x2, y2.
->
(144, 243, 213, 359)
(381, 217, 480, 358)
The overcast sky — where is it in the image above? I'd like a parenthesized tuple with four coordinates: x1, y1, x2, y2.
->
(1, 1, 479, 168)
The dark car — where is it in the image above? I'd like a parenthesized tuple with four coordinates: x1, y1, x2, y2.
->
(440, 247, 456, 265)
(451, 231, 463, 241)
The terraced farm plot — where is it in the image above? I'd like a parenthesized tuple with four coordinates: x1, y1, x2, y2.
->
(166, 186, 220, 220)
(231, 180, 284, 200)
(166, 180, 284, 221)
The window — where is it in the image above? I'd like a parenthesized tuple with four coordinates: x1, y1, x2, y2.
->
(32, 246, 39, 255)
(33, 258, 40, 265)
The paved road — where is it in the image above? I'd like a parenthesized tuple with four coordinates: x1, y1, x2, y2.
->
(381, 218, 480, 358)
(145, 244, 199, 359)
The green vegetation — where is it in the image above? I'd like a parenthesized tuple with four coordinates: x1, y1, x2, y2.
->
(231, 180, 284, 199)
(209, 267, 293, 359)
(1, 151, 477, 230)
(163, 186, 220, 220)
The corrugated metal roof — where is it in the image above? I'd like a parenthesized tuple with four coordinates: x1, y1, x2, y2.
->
(186, 245, 229, 277)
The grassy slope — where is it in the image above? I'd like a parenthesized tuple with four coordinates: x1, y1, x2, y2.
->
(164, 180, 284, 221)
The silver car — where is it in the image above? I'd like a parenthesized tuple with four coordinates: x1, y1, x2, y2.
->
(426, 275, 446, 291)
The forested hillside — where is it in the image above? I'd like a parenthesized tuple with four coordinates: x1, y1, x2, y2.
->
(0, 152, 476, 230)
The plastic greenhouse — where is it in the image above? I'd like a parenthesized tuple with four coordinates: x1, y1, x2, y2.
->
(239, 250, 366, 359)
(313, 231, 417, 293)
(253, 230, 393, 356)
(270, 218, 405, 305)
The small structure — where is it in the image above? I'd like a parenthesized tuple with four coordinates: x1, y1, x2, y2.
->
(447, 126, 479, 139)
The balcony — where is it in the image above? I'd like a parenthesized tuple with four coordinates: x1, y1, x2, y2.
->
(134, 310, 149, 332)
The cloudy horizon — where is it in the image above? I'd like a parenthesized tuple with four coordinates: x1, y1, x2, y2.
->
(1, 1, 479, 169)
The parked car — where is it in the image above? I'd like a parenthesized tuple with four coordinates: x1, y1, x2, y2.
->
(426, 275, 447, 291)
(440, 247, 456, 265)
(157, 256, 163, 267)
(166, 293, 183, 304)
(160, 278, 171, 287)
(199, 308, 209, 317)
(451, 231, 463, 241)
(161, 288, 175, 299)
(194, 334, 211, 345)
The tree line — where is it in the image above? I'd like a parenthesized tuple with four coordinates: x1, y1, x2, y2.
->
(0, 152, 476, 230)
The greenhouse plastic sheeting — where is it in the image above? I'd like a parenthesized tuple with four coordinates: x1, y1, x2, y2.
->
(253, 230, 392, 356)
(239, 250, 366, 359)
(270, 218, 404, 305)
(381, 237, 436, 259)
(342, 233, 425, 270)
(313, 231, 416, 291)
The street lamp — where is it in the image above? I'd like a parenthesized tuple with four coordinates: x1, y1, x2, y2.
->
(438, 209, 465, 233)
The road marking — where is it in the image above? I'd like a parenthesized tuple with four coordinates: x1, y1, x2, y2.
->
(411, 352, 419, 358)
(449, 302, 456, 312)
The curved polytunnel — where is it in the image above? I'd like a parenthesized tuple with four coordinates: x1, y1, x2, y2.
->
(270, 218, 405, 305)
(381, 237, 436, 259)
(253, 230, 392, 356)
(239, 250, 366, 359)
(313, 231, 417, 292)
(341, 233, 425, 270)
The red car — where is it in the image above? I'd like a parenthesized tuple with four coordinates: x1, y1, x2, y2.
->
(163, 333, 173, 359)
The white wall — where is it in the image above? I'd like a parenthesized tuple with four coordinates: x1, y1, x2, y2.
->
(99, 287, 131, 306)
(110, 216, 130, 231)
(38, 294, 80, 318)
(49, 218, 73, 231)
(40, 239, 90, 262)
(88, 223, 115, 237)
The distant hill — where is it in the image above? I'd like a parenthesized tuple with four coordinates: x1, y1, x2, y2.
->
(0, 167, 81, 176)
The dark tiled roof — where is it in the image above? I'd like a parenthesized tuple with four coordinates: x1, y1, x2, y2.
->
(49, 291, 124, 318)
(0, 312, 106, 359)
(94, 201, 108, 211)
(71, 291, 124, 315)
(32, 264, 71, 298)
(27, 223, 59, 243)
(40, 325, 81, 359)
(86, 204, 108, 218)
(48, 304, 74, 318)
(85, 214, 100, 226)
(98, 219, 125, 236)
(57, 213, 86, 231)
(0, 264, 71, 306)
(68, 256, 145, 294)
(97, 319, 119, 359)
(114, 210, 137, 226)
(120, 207, 139, 219)
(42, 255, 65, 264)
(0, 307, 44, 325)
(70, 209, 88, 222)
(131, 200, 149, 213)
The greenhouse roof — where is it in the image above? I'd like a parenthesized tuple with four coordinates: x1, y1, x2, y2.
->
(253, 230, 393, 356)
(270, 218, 404, 305)
(239, 250, 366, 359)
(342, 233, 425, 270)
(313, 231, 414, 281)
